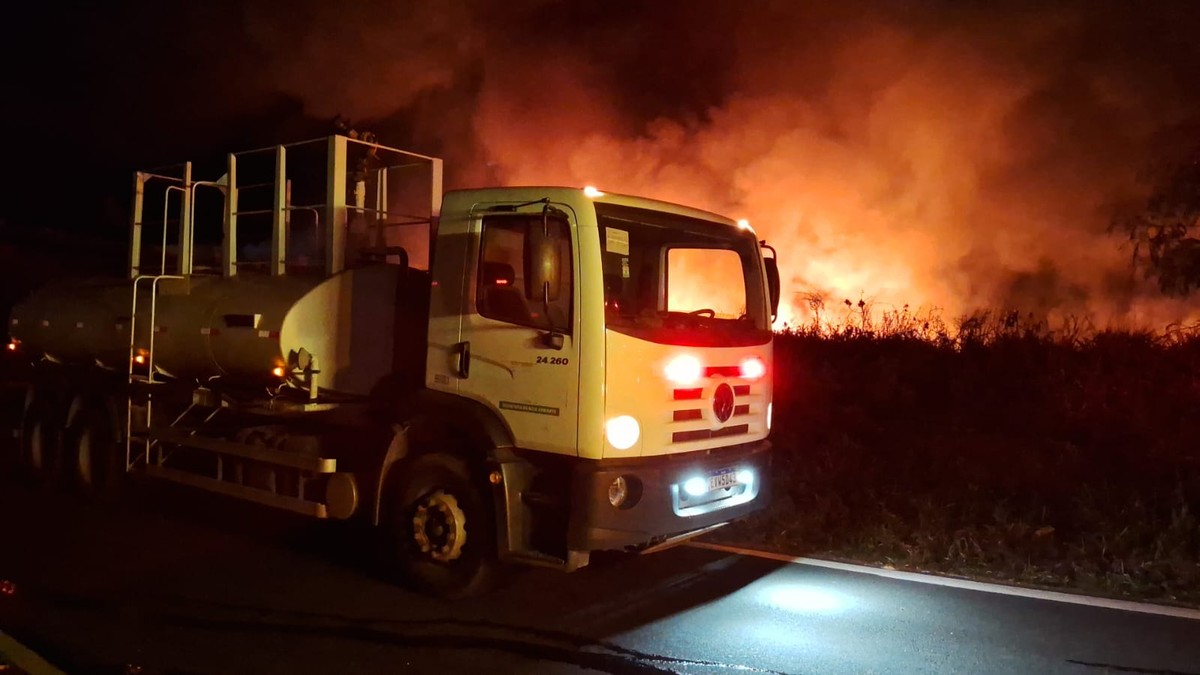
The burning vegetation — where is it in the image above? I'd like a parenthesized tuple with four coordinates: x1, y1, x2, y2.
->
(4, 1, 1200, 602)
(714, 309, 1200, 605)
(12, 2, 1200, 329)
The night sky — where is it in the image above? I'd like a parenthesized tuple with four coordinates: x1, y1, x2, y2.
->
(3, 1, 1200, 323)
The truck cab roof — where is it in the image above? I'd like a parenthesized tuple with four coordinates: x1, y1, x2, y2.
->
(443, 187, 738, 228)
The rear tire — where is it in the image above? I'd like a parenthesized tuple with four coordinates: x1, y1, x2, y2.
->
(66, 402, 125, 497)
(20, 395, 64, 486)
(384, 452, 499, 599)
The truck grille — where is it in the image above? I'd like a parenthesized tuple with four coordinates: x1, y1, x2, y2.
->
(669, 376, 762, 448)
(672, 424, 750, 444)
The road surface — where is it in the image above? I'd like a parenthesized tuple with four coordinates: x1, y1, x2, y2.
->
(0, 478, 1197, 674)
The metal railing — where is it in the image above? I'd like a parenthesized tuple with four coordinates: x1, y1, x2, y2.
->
(124, 274, 183, 470)
(129, 135, 442, 282)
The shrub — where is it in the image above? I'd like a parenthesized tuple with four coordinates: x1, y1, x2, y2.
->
(718, 308, 1200, 605)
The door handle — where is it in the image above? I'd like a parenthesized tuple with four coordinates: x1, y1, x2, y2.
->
(453, 341, 471, 378)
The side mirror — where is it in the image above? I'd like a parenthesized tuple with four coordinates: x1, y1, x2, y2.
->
(763, 248, 781, 321)
(525, 210, 563, 303)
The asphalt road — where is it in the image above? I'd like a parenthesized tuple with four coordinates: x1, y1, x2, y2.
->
(1, 478, 1198, 675)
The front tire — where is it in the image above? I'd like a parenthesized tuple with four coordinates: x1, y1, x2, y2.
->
(384, 453, 499, 599)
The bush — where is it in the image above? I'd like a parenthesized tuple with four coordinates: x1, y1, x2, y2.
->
(717, 309, 1200, 605)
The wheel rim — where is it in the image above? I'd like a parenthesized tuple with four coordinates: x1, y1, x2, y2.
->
(411, 490, 468, 562)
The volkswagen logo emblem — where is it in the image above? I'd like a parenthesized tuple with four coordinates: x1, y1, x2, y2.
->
(713, 382, 735, 423)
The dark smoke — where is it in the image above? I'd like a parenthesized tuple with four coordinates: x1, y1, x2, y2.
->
(5, 1, 1200, 326)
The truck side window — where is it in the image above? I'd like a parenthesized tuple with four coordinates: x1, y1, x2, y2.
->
(477, 216, 573, 332)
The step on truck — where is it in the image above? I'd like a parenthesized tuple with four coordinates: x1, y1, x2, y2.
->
(4, 135, 780, 597)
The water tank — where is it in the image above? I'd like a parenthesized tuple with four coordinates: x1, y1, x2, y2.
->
(9, 265, 425, 396)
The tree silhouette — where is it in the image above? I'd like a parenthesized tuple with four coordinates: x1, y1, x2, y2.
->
(1116, 146, 1200, 295)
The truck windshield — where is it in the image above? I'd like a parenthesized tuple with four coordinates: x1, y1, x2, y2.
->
(596, 203, 771, 347)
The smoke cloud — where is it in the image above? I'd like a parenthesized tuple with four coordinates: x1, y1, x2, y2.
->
(452, 1, 1200, 328)
(27, 0, 1200, 328)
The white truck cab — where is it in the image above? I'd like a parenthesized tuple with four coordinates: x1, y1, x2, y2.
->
(429, 187, 776, 563)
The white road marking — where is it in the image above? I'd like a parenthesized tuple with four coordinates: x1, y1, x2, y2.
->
(0, 631, 65, 675)
(688, 541, 1200, 621)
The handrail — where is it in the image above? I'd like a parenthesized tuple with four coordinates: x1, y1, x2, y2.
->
(185, 181, 226, 276)
(229, 134, 440, 162)
(160, 186, 184, 275)
(233, 205, 325, 217)
(140, 171, 188, 184)
(125, 274, 185, 470)
(130, 135, 440, 281)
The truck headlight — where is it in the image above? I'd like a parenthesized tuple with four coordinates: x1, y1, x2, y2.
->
(608, 476, 628, 507)
(605, 415, 640, 450)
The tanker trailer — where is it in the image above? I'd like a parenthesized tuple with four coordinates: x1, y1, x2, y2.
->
(5, 135, 780, 597)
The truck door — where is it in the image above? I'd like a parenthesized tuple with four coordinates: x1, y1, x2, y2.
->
(451, 206, 580, 456)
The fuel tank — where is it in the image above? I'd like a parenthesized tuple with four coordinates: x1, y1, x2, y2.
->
(8, 265, 429, 396)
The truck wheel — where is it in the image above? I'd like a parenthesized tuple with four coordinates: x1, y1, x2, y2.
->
(1, 414, 18, 475)
(385, 453, 498, 599)
(67, 403, 124, 497)
(21, 399, 63, 485)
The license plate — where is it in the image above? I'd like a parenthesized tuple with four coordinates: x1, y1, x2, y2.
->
(708, 468, 738, 491)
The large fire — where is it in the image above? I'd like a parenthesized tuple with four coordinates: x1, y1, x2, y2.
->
(241, 2, 1200, 331)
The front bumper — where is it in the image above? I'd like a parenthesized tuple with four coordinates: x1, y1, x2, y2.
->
(567, 439, 771, 551)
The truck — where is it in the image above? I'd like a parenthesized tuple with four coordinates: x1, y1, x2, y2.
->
(3, 135, 779, 597)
